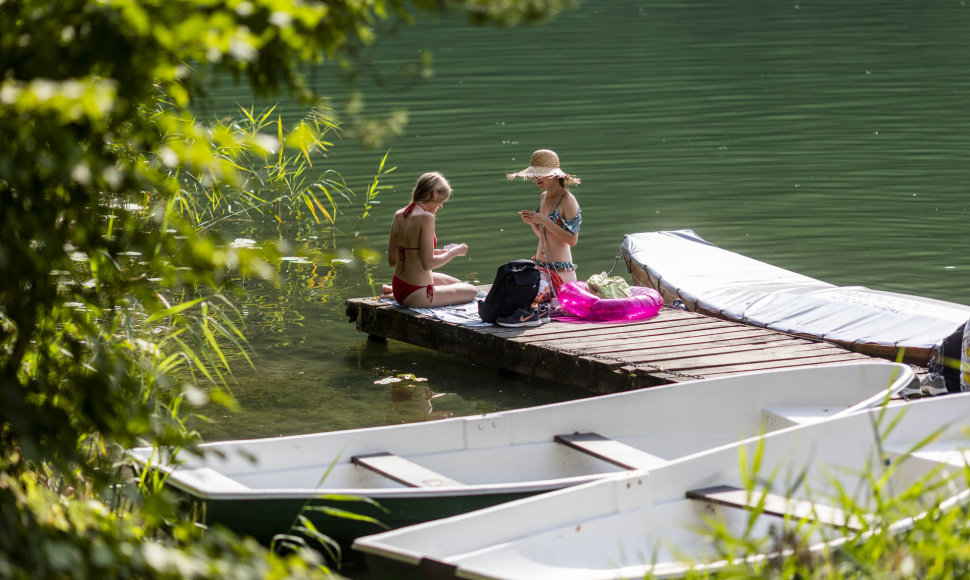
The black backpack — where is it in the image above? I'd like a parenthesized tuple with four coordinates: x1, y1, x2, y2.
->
(478, 260, 541, 323)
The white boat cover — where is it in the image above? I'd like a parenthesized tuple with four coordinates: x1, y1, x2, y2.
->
(621, 230, 970, 361)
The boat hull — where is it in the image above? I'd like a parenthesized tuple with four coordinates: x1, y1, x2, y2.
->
(189, 490, 537, 546)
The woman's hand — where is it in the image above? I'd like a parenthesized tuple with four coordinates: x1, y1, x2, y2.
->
(444, 243, 468, 257)
(519, 210, 546, 226)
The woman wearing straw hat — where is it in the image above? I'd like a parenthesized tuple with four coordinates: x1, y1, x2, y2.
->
(381, 172, 478, 307)
(508, 149, 582, 299)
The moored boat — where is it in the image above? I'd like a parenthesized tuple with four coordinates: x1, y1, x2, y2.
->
(354, 390, 970, 580)
(128, 362, 913, 546)
(621, 230, 970, 363)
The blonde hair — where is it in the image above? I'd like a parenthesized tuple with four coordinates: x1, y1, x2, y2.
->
(411, 172, 452, 204)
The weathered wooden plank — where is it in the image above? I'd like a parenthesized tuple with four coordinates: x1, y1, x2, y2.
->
(611, 337, 825, 363)
(489, 307, 704, 337)
(616, 357, 863, 384)
(346, 298, 673, 391)
(512, 320, 728, 345)
(345, 296, 875, 393)
(648, 345, 865, 371)
(578, 343, 868, 380)
(689, 358, 865, 377)
(643, 353, 869, 376)
(578, 333, 797, 362)
(562, 329, 795, 356)
(589, 331, 795, 352)
(530, 325, 772, 352)
(622, 339, 850, 362)
(513, 319, 744, 346)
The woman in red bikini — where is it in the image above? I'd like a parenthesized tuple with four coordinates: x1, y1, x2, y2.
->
(382, 172, 478, 307)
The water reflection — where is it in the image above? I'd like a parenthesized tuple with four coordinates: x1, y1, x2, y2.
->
(382, 375, 454, 424)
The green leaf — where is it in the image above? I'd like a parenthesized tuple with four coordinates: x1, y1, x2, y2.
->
(144, 298, 205, 324)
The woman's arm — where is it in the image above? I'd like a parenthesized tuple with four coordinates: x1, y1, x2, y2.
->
(416, 214, 467, 270)
(549, 194, 581, 246)
(521, 192, 544, 238)
(521, 197, 581, 246)
(434, 243, 467, 268)
(525, 215, 543, 237)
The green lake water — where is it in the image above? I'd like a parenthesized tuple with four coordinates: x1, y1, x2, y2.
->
(191, 0, 970, 442)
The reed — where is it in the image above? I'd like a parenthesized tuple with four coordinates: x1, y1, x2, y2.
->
(675, 410, 970, 579)
(159, 102, 394, 243)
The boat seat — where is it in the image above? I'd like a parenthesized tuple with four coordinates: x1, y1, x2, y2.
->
(885, 445, 970, 467)
(554, 432, 668, 470)
(686, 485, 869, 530)
(178, 467, 251, 492)
(761, 406, 841, 428)
(351, 452, 464, 488)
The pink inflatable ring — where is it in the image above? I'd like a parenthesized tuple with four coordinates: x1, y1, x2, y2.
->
(558, 281, 663, 321)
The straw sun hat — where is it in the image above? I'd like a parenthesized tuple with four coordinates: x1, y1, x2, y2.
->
(506, 149, 581, 185)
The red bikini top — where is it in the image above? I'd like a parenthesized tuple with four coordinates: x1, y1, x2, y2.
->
(397, 202, 436, 261)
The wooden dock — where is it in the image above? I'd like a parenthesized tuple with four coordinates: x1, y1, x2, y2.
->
(345, 296, 876, 394)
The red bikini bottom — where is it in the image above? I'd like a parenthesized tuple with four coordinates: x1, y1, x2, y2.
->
(392, 275, 434, 304)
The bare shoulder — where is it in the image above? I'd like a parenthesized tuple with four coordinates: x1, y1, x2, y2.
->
(411, 210, 436, 226)
(561, 191, 581, 215)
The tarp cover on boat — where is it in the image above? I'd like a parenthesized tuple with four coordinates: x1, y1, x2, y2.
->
(621, 230, 970, 360)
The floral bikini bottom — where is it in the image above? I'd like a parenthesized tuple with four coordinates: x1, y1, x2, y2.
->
(532, 255, 578, 272)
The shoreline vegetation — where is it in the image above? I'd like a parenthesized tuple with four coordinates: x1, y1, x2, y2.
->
(3, 1, 968, 578)
(0, 0, 576, 577)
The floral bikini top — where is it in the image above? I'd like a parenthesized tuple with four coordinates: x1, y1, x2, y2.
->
(536, 202, 582, 235)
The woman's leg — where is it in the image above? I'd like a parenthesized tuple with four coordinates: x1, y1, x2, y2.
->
(431, 272, 478, 305)
(400, 273, 477, 308)
(386, 272, 458, 301)
(431, 282, 478, 306)
(431, 272, 462, 285)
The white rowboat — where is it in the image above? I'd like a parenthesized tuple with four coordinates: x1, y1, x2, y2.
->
(128, 362, 913, 545)
(354, 390, 970, 580)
